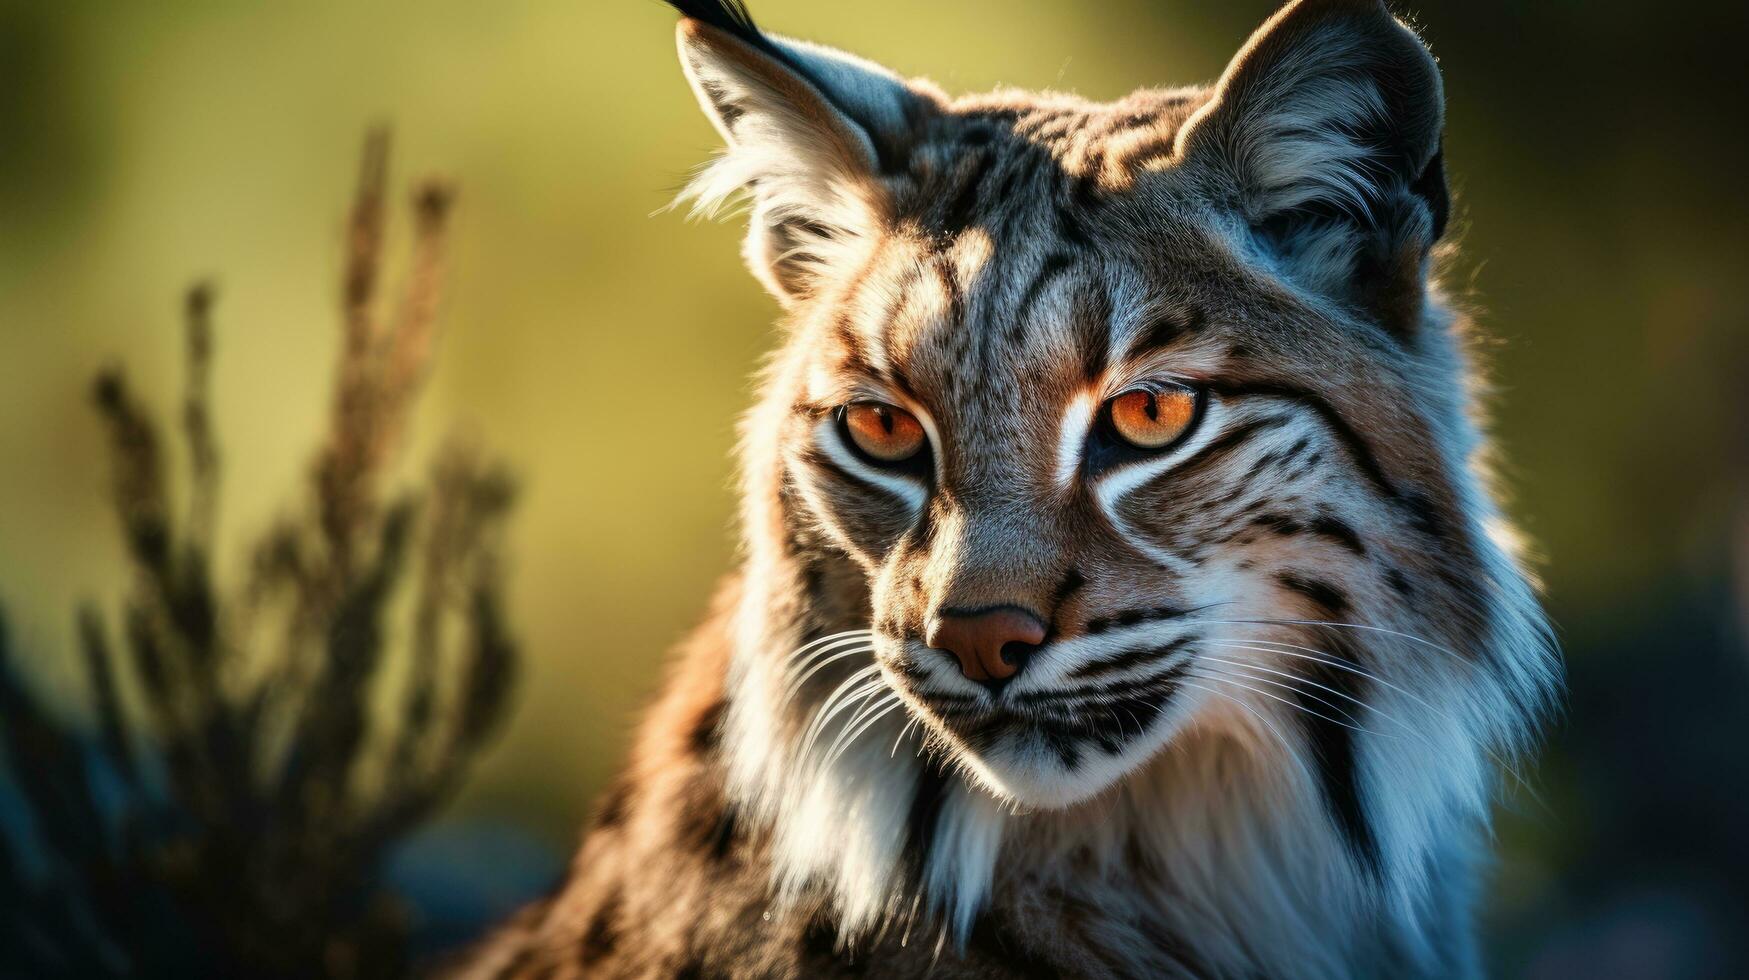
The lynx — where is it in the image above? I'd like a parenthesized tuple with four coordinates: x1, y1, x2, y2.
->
(455, 1, 1558, 976)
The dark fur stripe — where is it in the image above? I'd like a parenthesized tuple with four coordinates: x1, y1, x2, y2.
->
(1049, 567, 1086, 611)
(939, 150, 995, 234)
(1127, 307, 1205, 355)
(691, 697, 728, 754)
(1056, 207, 1093, 248)
(901, 754, 954, 882)
(1291, 637, 1381, 875)
(1027, 662, 1190, 760)
(592, 776, 634, 829)
(1275, 572, 1350, 618)
(1207, 381, 1428, 525)
(1045, 567, 1087, 642)
(1248, 512, 1366, 558)
(1017, 660, 1191, 704)
(1384, 567, 1413, 596)
(1306, 514, 1366, 556)
(797, 445, 923, 501)
(707, 805, 740, 861)
(1164, 413, 1291, 485)
(1070, 634, 1199, 680)
(934, 255, 966, 335)
(830, 312, 889, 385)
(579, 888, 622, 966)
(1069, 646, 1159, 681)
(1084, 604, 1194, 635)
(1078, 286, 1113, 382)
(1018, 252, 1076, 321)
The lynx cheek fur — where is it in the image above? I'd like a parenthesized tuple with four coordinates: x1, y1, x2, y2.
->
(456, 1, 1560, 976)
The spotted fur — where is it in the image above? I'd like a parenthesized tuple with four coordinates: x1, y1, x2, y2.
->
(451, 1, 1560, 976)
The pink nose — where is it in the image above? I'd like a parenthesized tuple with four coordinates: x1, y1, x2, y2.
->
(926, 607, 1047, 689)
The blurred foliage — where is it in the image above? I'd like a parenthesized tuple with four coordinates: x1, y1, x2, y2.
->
(0, 0, 1744, 974)
(0, 134, 516, 977)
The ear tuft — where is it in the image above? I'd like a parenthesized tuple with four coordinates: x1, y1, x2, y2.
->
(664, 1, 926, 307)
(665, 0, 766, 50)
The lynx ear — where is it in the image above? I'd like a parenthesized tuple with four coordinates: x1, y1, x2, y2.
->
(668, 1, 926, 306)
(1178, 0, 1448, 335)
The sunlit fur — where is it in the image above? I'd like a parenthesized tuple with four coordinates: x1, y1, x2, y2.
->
(455, 2, 1560, 977)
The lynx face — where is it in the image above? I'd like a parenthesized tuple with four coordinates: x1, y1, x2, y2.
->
(674, 0, 1553, 908)
(774, 151, 1466, 810)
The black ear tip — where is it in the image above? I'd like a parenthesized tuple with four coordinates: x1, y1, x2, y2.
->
(667, 0, 791, 68)
(664, 0, 761, 34)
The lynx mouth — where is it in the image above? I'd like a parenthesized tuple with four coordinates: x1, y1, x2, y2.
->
(899, 657, 1195, 774)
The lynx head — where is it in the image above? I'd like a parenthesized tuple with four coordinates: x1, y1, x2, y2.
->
(666, 0, 1557, 944)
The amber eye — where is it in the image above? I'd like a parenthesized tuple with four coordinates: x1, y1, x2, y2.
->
(1105, 384, 1200, 450)
(842, 402, 926, 464)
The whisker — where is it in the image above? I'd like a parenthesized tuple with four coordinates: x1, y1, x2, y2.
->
(824, 688, 897, 762)
(786, 628, 874, 657)
(1196, 654, 1374, 731)
(1121, 704, 1148, 742)
(802, 681, 885, 761)
(780, 630, 876, 676)
(1202, 634, 1545, 803)
(1187, 668, 1390, 738)
(1208, 636, 1470, 735)
(779, 630, 875, 678)
(824, 696, 904, 770)
(1198, 633, 1438, 712)
(891, 715, 922, 758)
(1173, 679, 1316, 787)
(781, 642, 876, 705)
(1198, 648, 1423, 737)
(1195, 617, 1467, 662)
(1181, 622, 1496, 744)
(799, 666, 882, 754)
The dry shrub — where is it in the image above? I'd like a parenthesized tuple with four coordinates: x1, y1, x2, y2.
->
(0, 130, 517, 979)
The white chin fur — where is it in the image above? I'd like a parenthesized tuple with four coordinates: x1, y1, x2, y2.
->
(958, 750, 1114, 810)
(937, 706, 1192, 811)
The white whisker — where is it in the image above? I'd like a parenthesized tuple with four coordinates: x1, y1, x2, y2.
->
(1208, 636, 1545, 800)
(1187, 668, 1388, 738)
(1196, 617, 1468, 662)
(780, 630, 875, 674)
(823, 688, 898, 762)
(1197, 649, 1420, 736)
(824, 697, 904, 770)
(799, 666, 883, 755)
(782, 641, 877, 705)
(891, 715, 922, 758)
(1173, 679, 1315, 787)
(1196, 654, 1376, 730)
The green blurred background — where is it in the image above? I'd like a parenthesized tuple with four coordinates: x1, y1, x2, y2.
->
(2, 0, 1745, 974)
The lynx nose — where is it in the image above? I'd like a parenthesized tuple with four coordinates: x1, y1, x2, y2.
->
(926, 606, 1047, 694)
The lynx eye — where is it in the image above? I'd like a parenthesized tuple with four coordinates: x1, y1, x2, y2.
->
(1105, 384, 1200, 450)
(841, 402, 926, 464)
